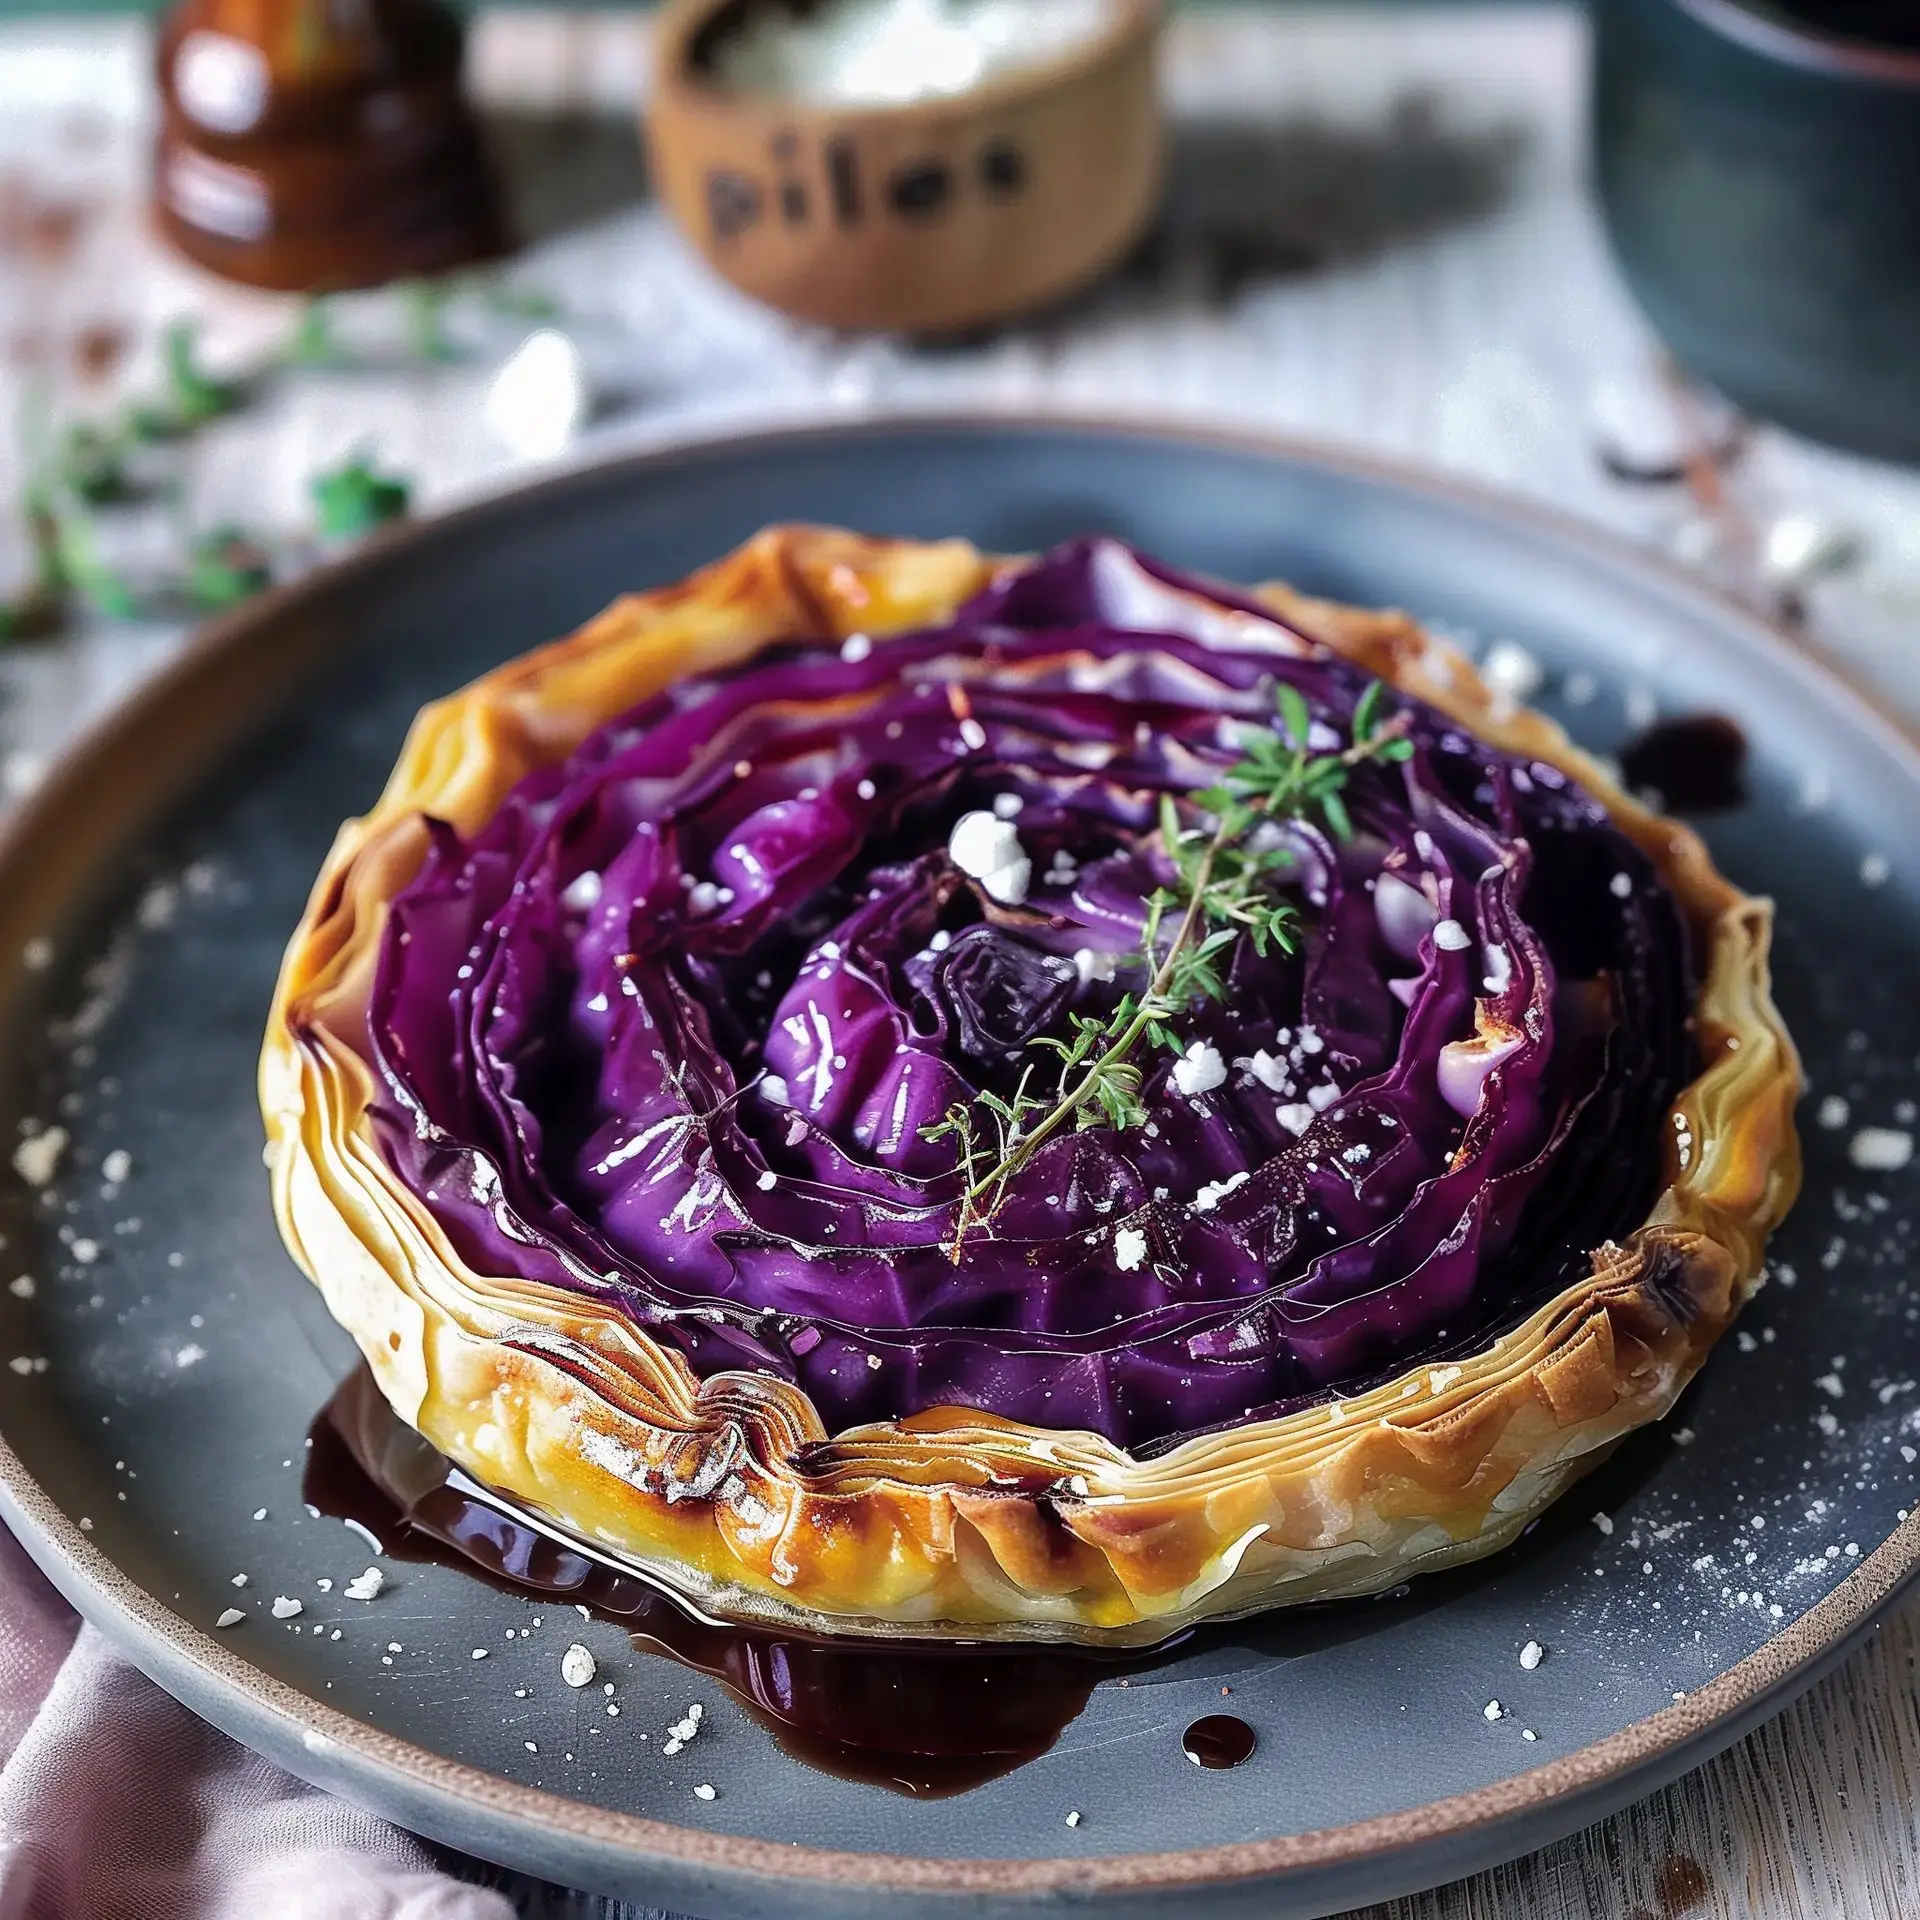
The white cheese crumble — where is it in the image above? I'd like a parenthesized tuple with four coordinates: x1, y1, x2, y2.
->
(1816, 1095, 1850, 1130)
(216, 1608, 246, 1629)
(839, 632, 873, 663)
(1114, 1227, 1147, 1272)
(1849, 1127, 1913, 1173)
(946, 811, 1031, 905)
(101, 1149, 132, 1185)
(271, 1596, 303, 1620)
(1243, 1049, 1289, 1092)
(344, 1567, 385, 1601)
(1519, 1640, 1544, 1670)
(694, 1784, 716, 1801)
(1483, 1700, 1505, 1722)
(1074, 947, 1117, 986)
(1609, 872, 1633, 900)
(7, 1276, 33, 1299)
(1432, 919, 1472, 952)
(1480, 641, 1543, 702)
(1276, 1103, 1315, 1137)
(561, 870, 603, 912)
(1192, 1170, 1249, 1213)
(561, 1643, 597, 1688)
(11, 1127, 67, 1189)
(1592, 1512, 1614, 1536)
(991, 792, 1024, 819)
(1065, 1810, 1082, 1827)
(1172, 1042, 1226, 1097)
(756, 1170, 777, 1191)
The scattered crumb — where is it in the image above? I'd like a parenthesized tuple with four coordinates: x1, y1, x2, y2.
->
(694, 1784, 716, 1801)
(216, 1608, 246, 1629)
(230, 1573, 247, 1588)
(22, 938, 53, 973)
(1521, 1728, 1538, 1742)
(345, 1567, 385, 1602)
(470, 1648, 489, 1661)
(1480, 640, 1543, 702)
(271, 1596, 302, 1620)
(101, 1149, 132, 1184)
(252, 1509, 267, 1521)
(561, 1643, 597, 1689)
(1519, 1641, 1544, 1671)
(1065, 1810, 1083, 1828)
(1483, 1700, 1504, 1722)
(1816, 1096, 1850, 1131)
(11, 1127, 67, 1188)
(6, 1276, 32, 1299)
(1592, 1513, 1614, 1536)
(1849, 1128, 1913, 1173)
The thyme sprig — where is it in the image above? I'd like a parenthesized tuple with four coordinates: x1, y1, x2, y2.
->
(922, 680, 1413, 1255)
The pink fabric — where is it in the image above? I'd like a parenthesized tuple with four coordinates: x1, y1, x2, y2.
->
(0, 1524, 514, 1920)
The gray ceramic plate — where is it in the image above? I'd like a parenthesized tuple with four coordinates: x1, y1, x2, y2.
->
(0, 419, 1916, 1920)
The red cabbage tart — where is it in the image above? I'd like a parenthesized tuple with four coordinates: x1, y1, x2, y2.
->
(261, 528, 1802, 1645)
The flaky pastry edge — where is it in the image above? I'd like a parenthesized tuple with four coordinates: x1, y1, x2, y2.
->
(260, 526, 1802, 1644)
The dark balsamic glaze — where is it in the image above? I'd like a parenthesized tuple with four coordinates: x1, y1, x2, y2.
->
(304, 1368, 1184, 1796)
(1180, 1714, 1257, 1769)
(1618, 714, 1749, 815)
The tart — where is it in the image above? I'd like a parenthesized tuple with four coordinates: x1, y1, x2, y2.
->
(261, 528, 1802, 1645)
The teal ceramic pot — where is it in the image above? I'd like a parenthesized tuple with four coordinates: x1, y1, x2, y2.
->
(1593, 0, 1920, 462)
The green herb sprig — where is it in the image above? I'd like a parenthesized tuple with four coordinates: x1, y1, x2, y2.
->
(923, 681, 1413, 1255)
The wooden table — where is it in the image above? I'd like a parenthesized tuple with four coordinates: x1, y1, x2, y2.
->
(3, 10, 1917, 1916)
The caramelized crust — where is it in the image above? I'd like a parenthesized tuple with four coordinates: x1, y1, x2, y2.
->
(260, 528, 1802, 1644)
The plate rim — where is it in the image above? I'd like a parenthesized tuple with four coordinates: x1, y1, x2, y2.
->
(2, 408, 1917, 1908)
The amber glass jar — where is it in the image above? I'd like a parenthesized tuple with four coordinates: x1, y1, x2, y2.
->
(155, 0, 506, 292)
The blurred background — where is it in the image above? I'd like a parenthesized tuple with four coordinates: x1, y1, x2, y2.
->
(1, 4, 1918, 1908)
(5, 0, 1920, 807)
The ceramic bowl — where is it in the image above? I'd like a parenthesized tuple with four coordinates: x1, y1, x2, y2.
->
(644, 0, 1162, 334)
(1594, 0, 1920, 463)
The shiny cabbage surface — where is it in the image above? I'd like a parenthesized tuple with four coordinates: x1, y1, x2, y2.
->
(366, 542, 1691, 1451)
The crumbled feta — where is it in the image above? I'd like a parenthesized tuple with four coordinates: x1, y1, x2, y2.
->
(1480, 641, 1543, 702)
(561, 870, 603, 912)
(1276, 1103, 1315, 1137)
(11, 1127, 67, 1189)
(1114, 1227, 1147, 1272)
(1074, 947, 1117, 986)
(344, 1566, 385, 1601)
(271, 1596, 303, 1620)
(1244, 1050, 1290, 1092)
(1192, 1170, 1249, 1213)
(561, 1643, 597, 1688)
(1172, 1042, 1227, 1097)
(216, 1608, 246, 1629)
(839, 632, 873, 663)
(946, 811, 1031, 905)
(1519, 1640, 1544, 1670)
(1432, 919, 1472, 952)
(1483, 1700, 1505, 1722)
(1609, 872, 1633, 900)
(1849, 1127, 1912, 1173)
(101, 1149, 132, 1185)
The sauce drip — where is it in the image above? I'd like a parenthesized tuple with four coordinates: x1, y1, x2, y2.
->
(1617, 714, 1749, 815)
(1181, 1714, 1257, 1769)
(304, 1367, 1180, 1796)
